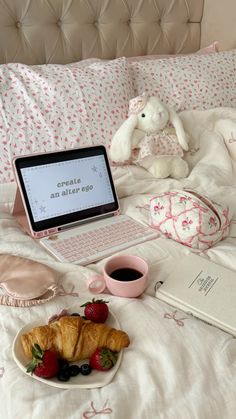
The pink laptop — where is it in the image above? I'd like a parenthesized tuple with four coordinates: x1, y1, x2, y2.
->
(12, 146, 158, 265)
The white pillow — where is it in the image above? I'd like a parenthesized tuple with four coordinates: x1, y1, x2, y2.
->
(128, 49, 236, 111)
(0, 57, 134, 183)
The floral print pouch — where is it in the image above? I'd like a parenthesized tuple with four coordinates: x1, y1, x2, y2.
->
(149, 190, 230, 250)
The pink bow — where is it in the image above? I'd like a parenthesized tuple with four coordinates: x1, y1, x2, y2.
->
(165, 212, 178, 222)
(83, 401, 112, 418)
(164, 310, 187, 327)
(128, 93, 148, 115)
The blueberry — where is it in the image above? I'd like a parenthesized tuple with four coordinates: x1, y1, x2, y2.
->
(57, 370, 71, 382)
(69, 364, 81, 377)
(80, 363, 92, 376)
(58, 358, 70, 372)
(71, 312, 80, 317)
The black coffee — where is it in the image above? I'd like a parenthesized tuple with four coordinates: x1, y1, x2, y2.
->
(110, 268, 142, 281)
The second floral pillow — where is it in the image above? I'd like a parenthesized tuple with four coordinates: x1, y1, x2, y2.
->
(128, 49, 236, 111)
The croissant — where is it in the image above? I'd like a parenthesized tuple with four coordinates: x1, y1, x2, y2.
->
(21, 316, 130, 361)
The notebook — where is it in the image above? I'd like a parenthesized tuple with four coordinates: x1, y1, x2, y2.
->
(12, 145, 158, 265)
(155, 253, 236, 336)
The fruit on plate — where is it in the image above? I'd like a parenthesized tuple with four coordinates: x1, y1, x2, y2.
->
(80, 363, 92, 376)
(56, 360, 92, 382)
(90, 348, 118, 371)
(26, 344, 59, 378)
(81, 298, 109, 323)
(21, 315, 130, 362)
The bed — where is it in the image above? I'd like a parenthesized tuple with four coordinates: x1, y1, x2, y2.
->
(1, 0, 236, 418)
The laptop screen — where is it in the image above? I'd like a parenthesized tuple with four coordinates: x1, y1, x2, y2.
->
(13, 146, 119, 232)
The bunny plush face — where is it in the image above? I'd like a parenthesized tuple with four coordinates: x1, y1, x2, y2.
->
(109, 95, 189, 171)
(136, 97, 169, 134)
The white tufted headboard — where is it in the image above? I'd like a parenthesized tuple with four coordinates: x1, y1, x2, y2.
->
(0, 0, 235, 65)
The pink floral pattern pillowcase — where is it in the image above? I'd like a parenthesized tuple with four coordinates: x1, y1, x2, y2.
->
(129, 49, 236, 111)
(127, 41, 219, 62)
(0, 57, 133, 183)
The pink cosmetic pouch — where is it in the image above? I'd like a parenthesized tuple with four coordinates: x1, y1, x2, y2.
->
(149, 190, 230, 250)
(0, 254, 59, 307)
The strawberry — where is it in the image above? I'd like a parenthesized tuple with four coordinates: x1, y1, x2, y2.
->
(90, 348, 118, 371)
(81, 298, 109, 323)
(26, 344, 59, 379)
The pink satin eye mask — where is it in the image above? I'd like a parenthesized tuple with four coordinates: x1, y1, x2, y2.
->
(0, 254, 59, 307)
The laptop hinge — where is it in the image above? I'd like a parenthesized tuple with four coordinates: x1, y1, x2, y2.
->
(58, 213, 115, 232)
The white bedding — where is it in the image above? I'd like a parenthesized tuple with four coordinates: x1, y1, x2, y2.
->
(1, 109, 236, 419)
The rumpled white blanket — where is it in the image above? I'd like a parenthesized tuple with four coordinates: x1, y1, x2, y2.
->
(1, 108, 236, 419)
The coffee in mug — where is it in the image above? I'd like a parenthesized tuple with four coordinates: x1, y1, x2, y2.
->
(109, 268, 143, 281)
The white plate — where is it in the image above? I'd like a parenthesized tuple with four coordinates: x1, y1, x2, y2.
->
(12, 308, 123, 389)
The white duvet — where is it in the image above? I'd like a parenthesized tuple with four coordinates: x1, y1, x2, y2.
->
(1, 108, 236, 419)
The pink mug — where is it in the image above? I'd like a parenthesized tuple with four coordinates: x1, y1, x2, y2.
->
(87, 254, 149, 298)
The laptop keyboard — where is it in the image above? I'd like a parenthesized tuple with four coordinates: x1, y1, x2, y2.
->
(41, 215, 158, 265)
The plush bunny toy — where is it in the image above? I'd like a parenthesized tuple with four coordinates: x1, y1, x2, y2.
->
(109, 94, 189, 179)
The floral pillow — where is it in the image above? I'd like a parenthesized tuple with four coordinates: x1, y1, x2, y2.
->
(0, 57, 134, 183)
(127, 42, 219, 62)
(128, 49, 236, 111)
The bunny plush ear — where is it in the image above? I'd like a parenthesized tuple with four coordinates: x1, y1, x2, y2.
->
(168, 107, 189, 151)
(109, 114, 138, 162)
